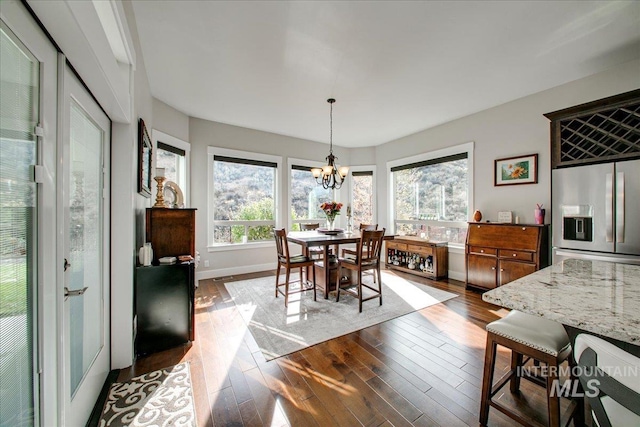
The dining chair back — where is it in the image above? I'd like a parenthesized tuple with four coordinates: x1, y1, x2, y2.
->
(273, 228, 317, 307)
(336, 228, 385, 312)
(299, 222, 330, 259)
(574, 333, 640, 427)
(300, 223, 320, 230)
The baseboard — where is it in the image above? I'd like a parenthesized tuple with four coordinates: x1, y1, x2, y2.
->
(195, 262, 276, 282)
(448, 270, 465, 282)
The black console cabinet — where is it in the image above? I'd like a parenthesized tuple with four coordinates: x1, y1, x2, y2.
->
(135, 262, 195, 357)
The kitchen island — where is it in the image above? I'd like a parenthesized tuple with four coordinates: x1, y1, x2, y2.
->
(482, 258, 640, 355)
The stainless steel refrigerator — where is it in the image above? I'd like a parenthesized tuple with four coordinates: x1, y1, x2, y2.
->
(552, 158, 640, 264)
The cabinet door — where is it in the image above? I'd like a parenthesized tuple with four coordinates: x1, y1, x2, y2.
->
(467, 254, 497, 289)
(499, 260, 536, 286)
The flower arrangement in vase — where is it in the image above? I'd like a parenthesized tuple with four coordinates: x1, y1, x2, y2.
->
(320, 201, 343, 230)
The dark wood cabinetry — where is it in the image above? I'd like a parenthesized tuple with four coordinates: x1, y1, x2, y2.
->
(544, 89, 640, 169)
(136, 208, 197, 357)
(145, 208, 196, 262)
(386, 237, 448, 280)
(135, 263, 195, 356)
(465, 223, 549, 291)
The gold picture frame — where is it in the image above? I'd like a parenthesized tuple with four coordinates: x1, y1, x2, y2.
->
(138, 118, 152, 197)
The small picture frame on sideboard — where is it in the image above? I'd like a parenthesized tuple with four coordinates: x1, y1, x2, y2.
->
(497, 211, 513, 223)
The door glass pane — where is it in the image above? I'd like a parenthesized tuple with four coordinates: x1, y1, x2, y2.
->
(0, 22, 39, 426)
(68, 100, 103, 396)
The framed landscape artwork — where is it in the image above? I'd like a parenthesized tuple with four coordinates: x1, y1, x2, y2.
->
(138, 118, 152, 197)
(494, 153, 538, 186)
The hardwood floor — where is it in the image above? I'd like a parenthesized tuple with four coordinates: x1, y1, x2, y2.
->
(118, 269, 574, 426)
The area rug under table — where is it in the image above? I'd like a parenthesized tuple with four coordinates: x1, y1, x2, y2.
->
(225, 271, 457, 360)
(99, 362, 196, 427)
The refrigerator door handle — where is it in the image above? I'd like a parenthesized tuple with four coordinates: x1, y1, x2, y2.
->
(616, 172, 624, 243)
(606, 173, 613, 242)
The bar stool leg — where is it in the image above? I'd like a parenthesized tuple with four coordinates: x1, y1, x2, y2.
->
(480, 334, 498, 426)
(510, 351, 523, 394)
(545, 356, 561, 427)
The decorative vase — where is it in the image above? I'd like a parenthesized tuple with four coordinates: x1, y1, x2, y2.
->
(138, 243, 153, 266)
(326, 217, 335, 230)
(534, 208, 545, 225)
(473, 210, 482, 222)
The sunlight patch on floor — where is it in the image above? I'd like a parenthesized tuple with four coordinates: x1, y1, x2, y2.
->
(383, 274, 443, 309)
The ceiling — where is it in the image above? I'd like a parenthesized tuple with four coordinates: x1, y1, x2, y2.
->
(131, 1, 640, 148)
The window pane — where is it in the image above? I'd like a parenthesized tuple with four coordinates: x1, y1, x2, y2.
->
(290, 168, 332, 221)
(394, 158, 467, 221)
(352, 173, 373, 226)
(157, 147, 185, 191)
(212, 157, 276, 244)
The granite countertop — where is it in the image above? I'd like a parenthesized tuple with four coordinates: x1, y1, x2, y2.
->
(482, 259, 640, 346)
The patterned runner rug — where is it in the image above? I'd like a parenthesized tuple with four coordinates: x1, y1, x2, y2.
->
(225, 270, 457, 361)
(99, 362, 196, 427)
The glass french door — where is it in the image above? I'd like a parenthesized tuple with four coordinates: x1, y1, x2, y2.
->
(60, 64, 111, 426)
(0, 19, 40, 427)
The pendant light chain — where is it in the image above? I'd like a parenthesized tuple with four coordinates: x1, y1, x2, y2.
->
(310, 97, 347, 189)
(327, 98, 336, 150)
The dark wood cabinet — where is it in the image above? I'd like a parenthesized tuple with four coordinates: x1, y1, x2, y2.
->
(136, 208, 198, 357)
(465, 223, 549, 291)
(385, 237, 448, 280)
(135, 263, 195, 356)
(145, 208, 196, 262)
(544, 89, 640, 169)
(467, 254, 498, 290)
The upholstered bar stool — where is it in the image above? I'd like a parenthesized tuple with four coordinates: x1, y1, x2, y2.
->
(479, 310, 579, 427)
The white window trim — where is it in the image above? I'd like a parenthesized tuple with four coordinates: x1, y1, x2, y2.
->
(287, 157, 337, 230)
(387, 141, 474, 240)
(348, 165, 377, 227)
(207, 147, 282, 249)
(152, 129, 190, 206)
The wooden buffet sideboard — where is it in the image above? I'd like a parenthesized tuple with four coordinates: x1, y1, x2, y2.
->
(465, 222, 549, 291)
(385, 237, 448, 280)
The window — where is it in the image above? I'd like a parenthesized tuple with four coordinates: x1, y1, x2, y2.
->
(350, 169, 375, 227)
(209, 148, 280, 245)
(389, 143, 473, 244)
(153, 130, 190, 205)
(289, 164, 333, 230)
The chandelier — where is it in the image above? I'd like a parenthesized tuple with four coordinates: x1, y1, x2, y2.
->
(311, 98, 348, 189)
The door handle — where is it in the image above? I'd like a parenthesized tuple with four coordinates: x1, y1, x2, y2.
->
(64, 258, 71, 271)
(616, 172, 624, 243)
(64, 287, 88, 299)
(605, 173, 613, 242)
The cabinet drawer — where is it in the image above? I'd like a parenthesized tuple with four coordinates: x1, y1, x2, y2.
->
(498, 249, 534, 262)
(467, 224, 539, 250)
(387, 241, 407, 251)
(408, 244, 433, 255)
(469, 246, 497, 256)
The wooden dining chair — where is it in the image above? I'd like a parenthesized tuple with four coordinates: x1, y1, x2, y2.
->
(341, 223, 378, 281)
(273, 228, 317, 307)
(300, 222, 331, 259)
(336, 228, 385, 312)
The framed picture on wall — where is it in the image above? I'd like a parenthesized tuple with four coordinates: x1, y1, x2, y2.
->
(494, 153, 538, 186)
(138, 118, 152, 197)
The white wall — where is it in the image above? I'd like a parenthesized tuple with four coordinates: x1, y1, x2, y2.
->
(375, 59, 640, 280)
(111, 0, 154, 368)
(152, 98, 189, 142)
